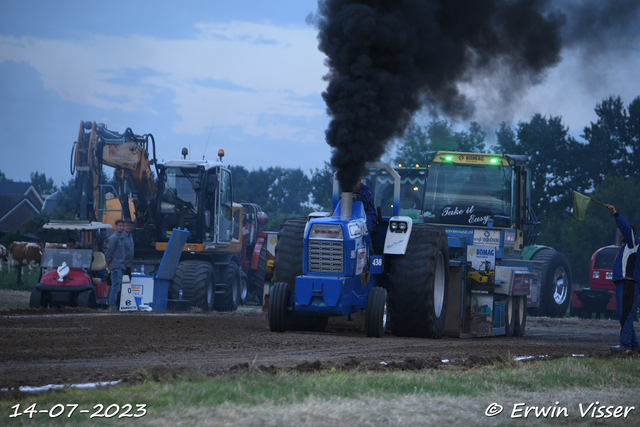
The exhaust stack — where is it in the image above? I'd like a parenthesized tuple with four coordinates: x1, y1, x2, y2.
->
(340, 192, 353, 220)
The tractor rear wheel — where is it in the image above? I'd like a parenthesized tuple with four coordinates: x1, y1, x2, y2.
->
(30, 289, 44, 309)
(272, 218, 306, 285)
(365, 286, 388, 338)
(388, 224, 449, 338)
(514, 295, 527, 337)
(214, 262, 240, 312)
(172, 261, 215, 311)
(528, 249, 572, 317)
(269, 281, 290, 332)
(272, 217, 327, 332)
(77, 290, 97, 309)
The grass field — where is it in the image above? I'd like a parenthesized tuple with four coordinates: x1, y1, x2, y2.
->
(1, 357, 639, 426)
(0, 270, 37, 310)
(0, 270, 39, 291)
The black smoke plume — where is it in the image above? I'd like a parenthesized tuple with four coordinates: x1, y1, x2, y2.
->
(316, 0, 640, 190)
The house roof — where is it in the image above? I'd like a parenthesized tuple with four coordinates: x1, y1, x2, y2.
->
(0, 182, 43, 209)
(0, 181, 32, 195)
(0, 181, 43, 220)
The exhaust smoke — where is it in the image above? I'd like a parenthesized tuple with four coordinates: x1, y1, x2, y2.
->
(315, 0, 640, 191)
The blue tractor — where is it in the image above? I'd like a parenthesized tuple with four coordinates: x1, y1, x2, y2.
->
(268, 163, 448, 338)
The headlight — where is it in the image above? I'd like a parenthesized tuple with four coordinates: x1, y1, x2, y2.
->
(389, 221, 408, 233)
(592, 271, 599, 279)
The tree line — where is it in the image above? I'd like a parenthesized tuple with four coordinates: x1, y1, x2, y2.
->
(3, 94, 639, 283)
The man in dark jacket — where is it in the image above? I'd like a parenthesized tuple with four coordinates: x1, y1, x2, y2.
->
(353, 180, 377, 236)
(605, 204, 640, 351)
(105, 220, 126, 312)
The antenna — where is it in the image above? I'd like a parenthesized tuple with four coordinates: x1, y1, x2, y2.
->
(203, 114, 217, 160)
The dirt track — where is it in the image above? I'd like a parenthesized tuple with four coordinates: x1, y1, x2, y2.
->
(1, 305, 638, 392)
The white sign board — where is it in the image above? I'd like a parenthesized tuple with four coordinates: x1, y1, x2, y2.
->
(467, 245, 496, 270)
(119, 275, 138, 311)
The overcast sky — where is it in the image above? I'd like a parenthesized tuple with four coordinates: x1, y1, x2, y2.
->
(1, 0, 640, 188)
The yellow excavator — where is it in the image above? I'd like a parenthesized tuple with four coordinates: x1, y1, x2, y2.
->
(71, 120, 156, 228)
(70, 121, 269, 312)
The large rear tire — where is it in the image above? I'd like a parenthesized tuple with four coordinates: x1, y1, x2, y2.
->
(528, 249, 571, 317)
(272, 218, 306, 285)
(388, 224, 449, 338)
(365, 287, 388, 338)
(172, 261, 215, 311)
(214, 262, 240, 312)
(272, 218, 327, 331)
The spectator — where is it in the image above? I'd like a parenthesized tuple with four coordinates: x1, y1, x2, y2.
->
(105, 220, 126, 312)
(605, 204, 640, 351)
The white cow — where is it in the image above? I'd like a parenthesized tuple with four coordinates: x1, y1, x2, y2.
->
(0, 244, 8, 271)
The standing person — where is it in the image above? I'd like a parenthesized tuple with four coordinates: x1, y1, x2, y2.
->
(605, 204, 640, 351)
(105, 219, 126, 312)
(123, 219, 134, 278)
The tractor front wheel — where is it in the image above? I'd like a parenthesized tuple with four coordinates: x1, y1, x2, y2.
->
(365, 287, 388, 338)
(269, 281, 290, 332)
(271, 218, 327, 332)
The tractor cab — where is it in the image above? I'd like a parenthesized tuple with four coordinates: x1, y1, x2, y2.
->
(156, 161, 234, 246)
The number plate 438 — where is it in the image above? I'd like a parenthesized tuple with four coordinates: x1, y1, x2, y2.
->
(370, 255, 383, 274)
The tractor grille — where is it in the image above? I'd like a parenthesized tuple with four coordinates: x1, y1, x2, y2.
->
(308, 240, 344, 273)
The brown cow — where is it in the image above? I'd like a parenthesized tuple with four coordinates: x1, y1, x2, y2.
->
(8, 242, 43, 286)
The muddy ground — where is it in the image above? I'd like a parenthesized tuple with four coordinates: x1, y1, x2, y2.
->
(1, 296, 638, 392)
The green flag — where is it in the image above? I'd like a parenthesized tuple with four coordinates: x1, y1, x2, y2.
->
(572, 191, 591, 221)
